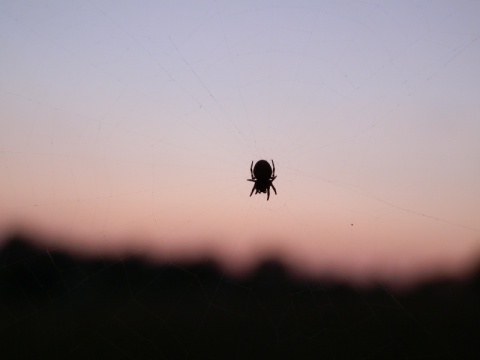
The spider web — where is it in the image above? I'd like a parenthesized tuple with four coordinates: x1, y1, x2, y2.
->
(1, 1, 480, 358)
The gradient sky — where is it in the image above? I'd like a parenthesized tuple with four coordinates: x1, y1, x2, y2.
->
(1, 1, 479, 286)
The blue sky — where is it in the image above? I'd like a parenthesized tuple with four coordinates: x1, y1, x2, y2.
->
(1, 1, 480, 286)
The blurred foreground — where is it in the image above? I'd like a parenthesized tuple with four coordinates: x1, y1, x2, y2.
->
(1, 233, 479, 359)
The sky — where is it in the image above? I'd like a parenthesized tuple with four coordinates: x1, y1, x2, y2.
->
(1, 0, 479, 287)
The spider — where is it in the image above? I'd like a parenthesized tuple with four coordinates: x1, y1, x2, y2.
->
(248, 159, 277, 200)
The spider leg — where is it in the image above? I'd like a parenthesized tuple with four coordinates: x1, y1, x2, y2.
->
(271, 183, 277, 195)
(267, 187, 270, 200)
(271, 160, 275, 177)
(250, 161, 254, 178)
(250, 184, 256, 197)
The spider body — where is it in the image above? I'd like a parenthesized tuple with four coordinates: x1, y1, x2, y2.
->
(248, 159, 277, 200)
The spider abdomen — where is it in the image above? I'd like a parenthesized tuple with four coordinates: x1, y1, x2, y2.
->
(253, 159, 273, 179)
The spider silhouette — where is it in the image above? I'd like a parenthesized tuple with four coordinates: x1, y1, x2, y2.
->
(248, 159, 277, 200)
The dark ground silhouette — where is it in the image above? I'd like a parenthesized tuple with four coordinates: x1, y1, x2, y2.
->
(1, 233, 479, 359)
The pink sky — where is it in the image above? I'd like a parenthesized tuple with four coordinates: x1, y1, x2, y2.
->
(1, 1, 479, 287)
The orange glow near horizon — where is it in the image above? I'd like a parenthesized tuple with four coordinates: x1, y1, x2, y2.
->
(1, 1, 480, 287)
